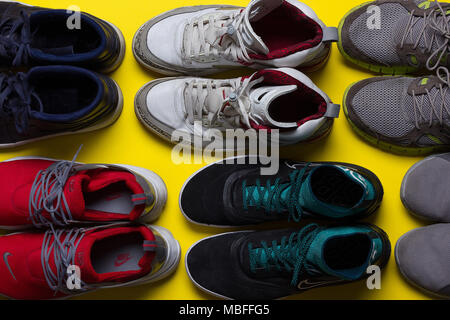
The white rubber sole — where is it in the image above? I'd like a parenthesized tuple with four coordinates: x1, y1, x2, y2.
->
(0, 156, 167, 229)
(117, 164, 168, 223)
(0, 79, 123, 149)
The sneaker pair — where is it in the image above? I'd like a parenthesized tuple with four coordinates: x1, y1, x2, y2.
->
(0, 2, 126, 147)
(339, 0, 450, 155)
(396, 153, 450, 298)
(132, 0, 341, 149)
(0, 153, 180, 299)
(181, 157, 391, 299)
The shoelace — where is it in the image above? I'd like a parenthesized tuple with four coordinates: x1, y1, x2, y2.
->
(183, 10, 252, 64)
(29, 147, 82, 228)
(0, 72, 42, 134)
(411, 66, 450, 129)
(248, 224, 321, 286)
(0, 10, 32, 67)
(183, 75, 263, 129)
(41, 227, 88, 295)
(242, 164, 311, 222)
(400, 1, 450, 70)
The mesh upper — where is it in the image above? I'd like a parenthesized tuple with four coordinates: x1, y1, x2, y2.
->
(351, 78, 415, 138)
(349, 3, 408, 65)
(352, 76, 450, 140)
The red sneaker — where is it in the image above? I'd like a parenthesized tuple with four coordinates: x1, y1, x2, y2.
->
(0, 224, 180, 299)
(0, 156, 167, 229)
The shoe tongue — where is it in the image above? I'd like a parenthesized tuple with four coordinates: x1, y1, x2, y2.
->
(305, 228, 373, 280)
(240, 0, 284, 54)
(249, 85, 298, 128)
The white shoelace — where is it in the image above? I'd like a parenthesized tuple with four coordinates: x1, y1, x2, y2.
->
(183, 10, 252, 64)
(183, 75, 263, 129)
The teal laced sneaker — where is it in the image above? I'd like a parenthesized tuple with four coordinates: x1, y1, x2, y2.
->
(186, 223, 391, 299)
(180, 157, 383, 227)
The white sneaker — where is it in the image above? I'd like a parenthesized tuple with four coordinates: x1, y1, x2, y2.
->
(134, 67, 340, 148)
(132, 0, 338, 76)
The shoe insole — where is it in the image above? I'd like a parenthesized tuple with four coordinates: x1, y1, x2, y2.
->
(323, 234, 371, 270)
(84, 182, 134, 215)
(311, 167, 364, 208)
(31, 16, 101, 54)
(268, 92, 319, 123)
(91, 233, 145, 274)
(32, 73, 97, 114)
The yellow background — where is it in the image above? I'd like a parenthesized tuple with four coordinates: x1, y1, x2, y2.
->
(0, 0, 435, 300)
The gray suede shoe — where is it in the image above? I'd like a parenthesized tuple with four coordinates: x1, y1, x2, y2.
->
(396, 224, 450, 298)
(338, 0, 450, 75)
(401, 153, 450, 222)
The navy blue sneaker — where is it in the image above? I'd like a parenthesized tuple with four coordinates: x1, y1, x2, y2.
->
(186, 223, 391, 300)
(179, 157, 383, 227)
(0, 65, 123, 147)
(0, 1, 125, 72)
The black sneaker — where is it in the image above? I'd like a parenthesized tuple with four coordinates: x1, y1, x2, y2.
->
(185, 223, 391, 300)
(179, 157, 383, 227)
(0, 1, 125, 72)
(0, 65, 122, 148)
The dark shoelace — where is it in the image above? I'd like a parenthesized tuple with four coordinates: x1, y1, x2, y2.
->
(0, 72, 43, 134)
(248, 224, 321, 286)
(0, 10, 32, 67)
(29, 147, 82, 228)
(242, 164, 311, 222)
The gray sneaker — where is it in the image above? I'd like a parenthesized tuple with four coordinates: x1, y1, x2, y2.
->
(396, 224, 450, 298)
(401, 153, 450, 222)
(338, 0, 450, 75)
(343, 67, 450, 155)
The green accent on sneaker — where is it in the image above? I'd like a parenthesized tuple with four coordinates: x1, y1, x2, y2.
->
(337, 2, 420, 75)
(420, 78, 429, 85)
(343, 82, 449, 155)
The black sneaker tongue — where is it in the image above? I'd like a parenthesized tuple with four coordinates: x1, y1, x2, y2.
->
(41, 45, 75, 55)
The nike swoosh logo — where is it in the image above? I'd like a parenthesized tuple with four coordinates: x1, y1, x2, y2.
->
(3, 253, 16, 281)
(297, 279, 344, 290)
(114, 254, 131, 267)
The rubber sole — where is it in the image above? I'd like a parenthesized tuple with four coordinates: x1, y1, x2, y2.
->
(337, 1, 418, 76)
(342, 81, 449, 156)
(0, 79, 123, 149)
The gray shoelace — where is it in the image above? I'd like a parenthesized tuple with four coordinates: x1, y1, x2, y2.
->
(41, 227, 88, 295)
(29, 147, 82, 228)
(411, 66, 450, 129)
(400, 1, 450, 70)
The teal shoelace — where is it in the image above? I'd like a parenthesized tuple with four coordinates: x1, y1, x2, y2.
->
(242, 164, 311, 222)
(248, 224, 321, 286)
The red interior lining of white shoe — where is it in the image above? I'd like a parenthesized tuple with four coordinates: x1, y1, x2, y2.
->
(250, 70, 326, 130)
(249, 1, 323, 60)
